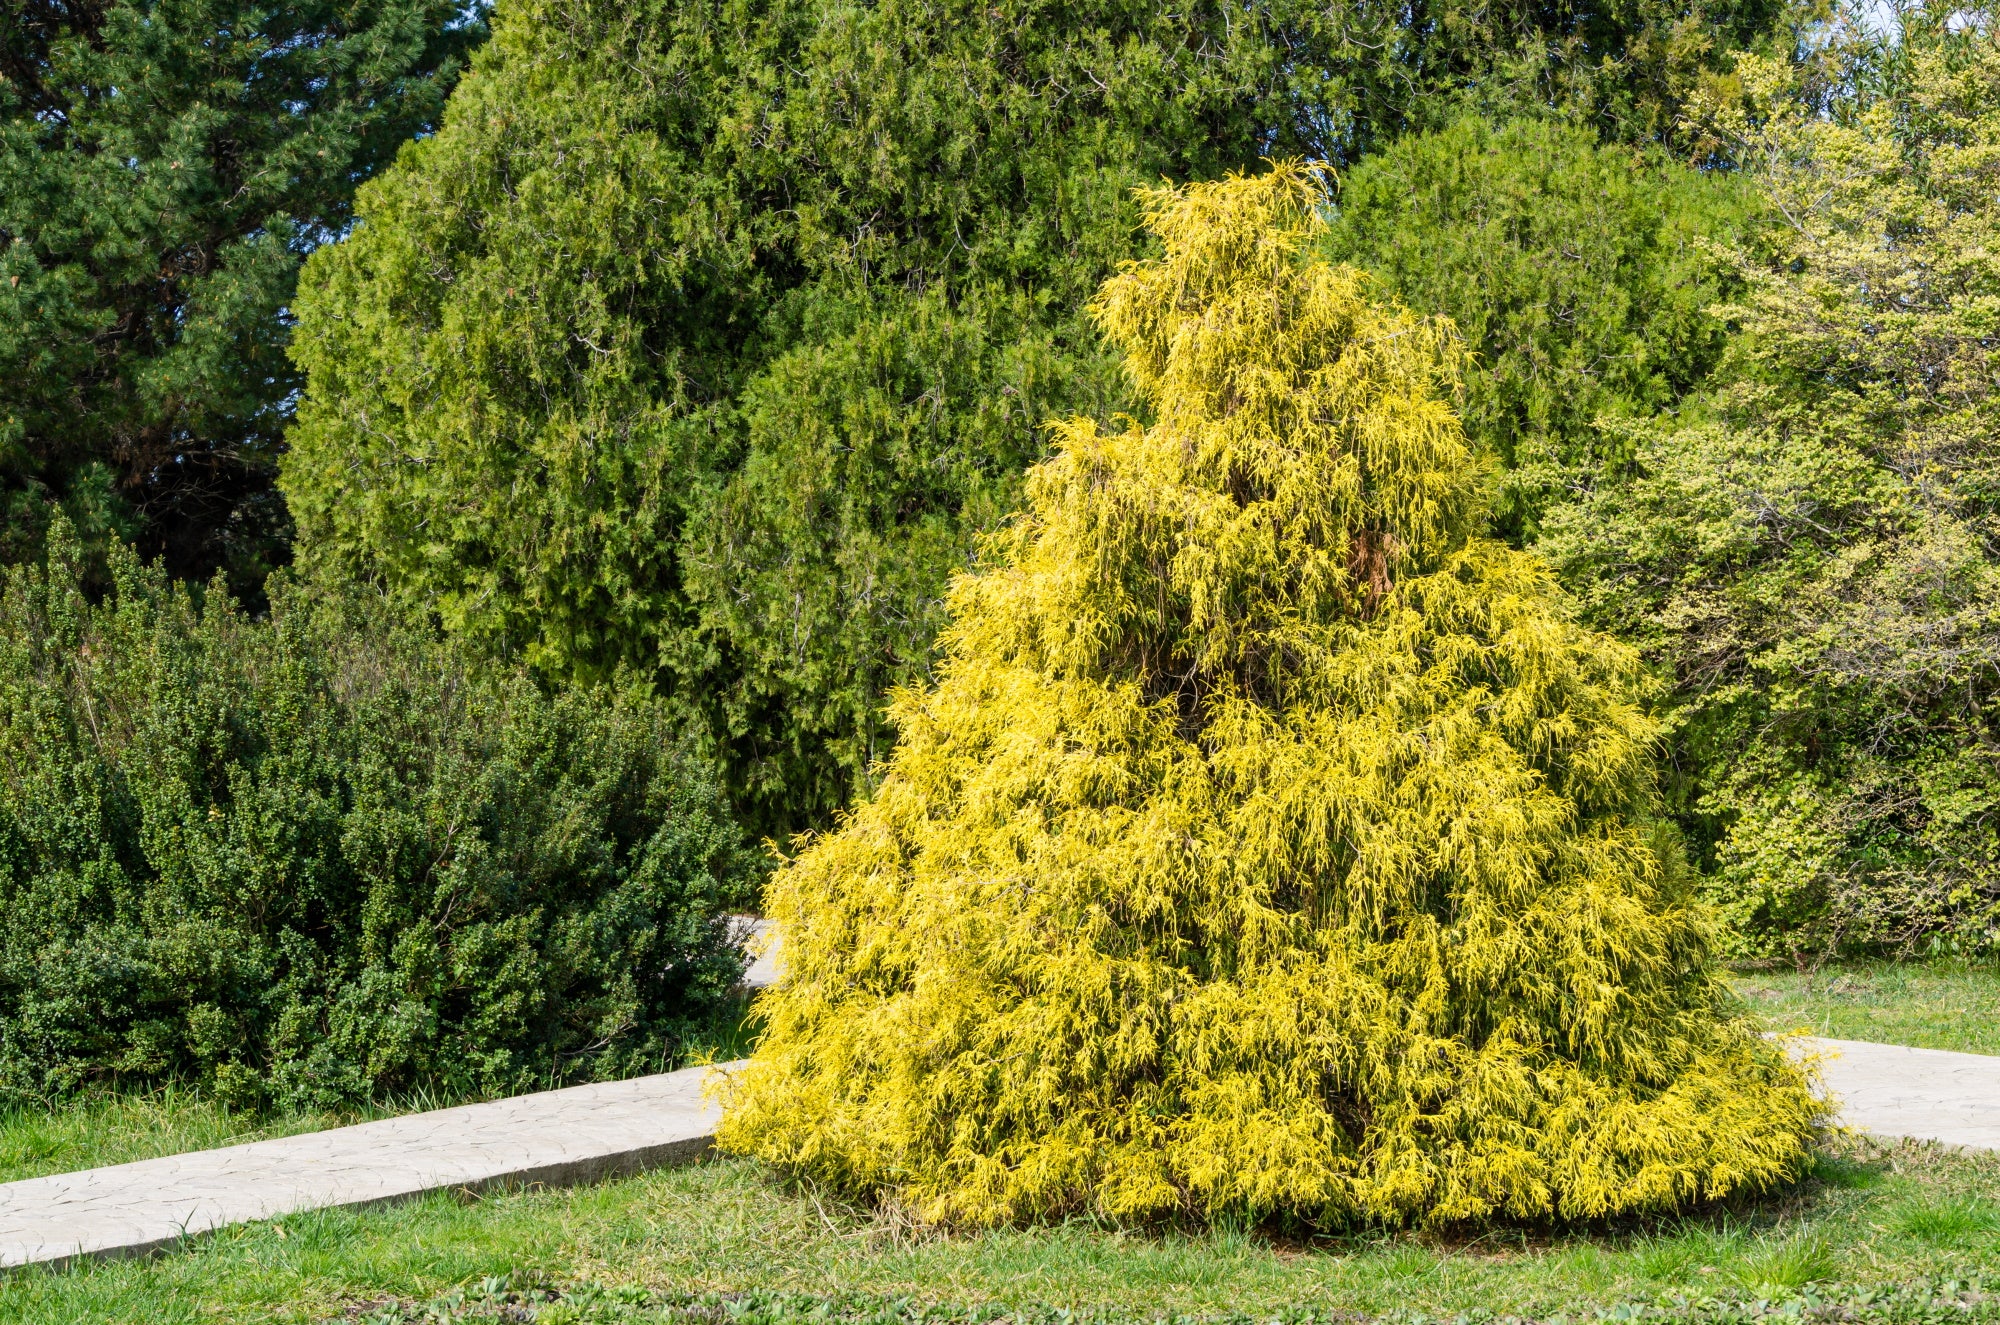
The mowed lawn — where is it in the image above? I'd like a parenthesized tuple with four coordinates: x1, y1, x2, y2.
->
(0, 961, 1995, 1324)
(1731, 959, 2000, 1057)
(8, 1141, 2000, 1325)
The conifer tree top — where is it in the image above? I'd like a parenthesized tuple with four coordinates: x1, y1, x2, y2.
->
(954, 164, 1488, 709)
(1096, 163, 1481, 563)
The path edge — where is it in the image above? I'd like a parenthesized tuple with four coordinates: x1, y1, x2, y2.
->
(8, 1132, 718, 1275)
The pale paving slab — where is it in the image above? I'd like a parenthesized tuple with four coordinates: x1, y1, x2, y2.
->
(0, 1060, 743, 1270)
(0, 918, 780, 1271)
(1800, 1036, 2000, 1153)
(732, 915, 783, 991)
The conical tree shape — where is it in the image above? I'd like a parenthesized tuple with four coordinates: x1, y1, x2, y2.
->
(716, 165, 1821, 1227)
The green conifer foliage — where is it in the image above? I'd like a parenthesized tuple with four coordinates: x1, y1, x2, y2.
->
(0, 0, 482, 595)
(284, 0, 1789, 840)
(1324, 117, 1752, 544)
(716, 165, 1822, 1228)
(0, 518, 748, 1108)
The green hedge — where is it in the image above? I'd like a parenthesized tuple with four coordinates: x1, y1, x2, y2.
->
(0, 518, 749, 1110)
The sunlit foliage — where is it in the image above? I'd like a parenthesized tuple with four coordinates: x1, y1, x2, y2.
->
(1546, 6, 2000, 957)
(717, 166, 1821, 1227)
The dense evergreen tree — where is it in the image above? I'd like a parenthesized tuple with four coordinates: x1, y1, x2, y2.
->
(1324, 117, 1753, 543)
(717, 167, 1819, 1227)
(285, 0, 1786, 840)
(0, 0, 484, 596)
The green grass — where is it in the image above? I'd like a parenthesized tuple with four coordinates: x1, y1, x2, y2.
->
(0, 1086, 447, 1186)
(352, 1280, 2000, 1325)
(1731, 958, 2000, 1056)
(1895, 1194, 2000, 1247)
(4, 1139, 2000, 1324)
(4, 978, 1997, 1322)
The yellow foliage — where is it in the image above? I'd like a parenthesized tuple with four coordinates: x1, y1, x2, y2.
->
(716, 163, 1823, 1227)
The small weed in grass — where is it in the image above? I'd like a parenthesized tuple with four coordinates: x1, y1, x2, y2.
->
(1381, 1243, 1439, 1281)
(1630, 1230, 1707, 1285)
(1724, 1231, 1837, 1295)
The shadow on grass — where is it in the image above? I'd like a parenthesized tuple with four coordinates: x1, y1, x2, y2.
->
(697, 1136, 1998, 1317)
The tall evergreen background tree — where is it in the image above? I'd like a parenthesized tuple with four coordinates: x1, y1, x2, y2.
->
(284, 0, 1785, 841)
(1323, 116, 1755, 545)
(0, 0, 486, 597)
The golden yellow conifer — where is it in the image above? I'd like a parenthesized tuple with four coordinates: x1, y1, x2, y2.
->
(716, 163, 1822, 1227)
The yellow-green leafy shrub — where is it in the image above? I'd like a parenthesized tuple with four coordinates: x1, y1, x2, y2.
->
(717, 165, 1822, 1228)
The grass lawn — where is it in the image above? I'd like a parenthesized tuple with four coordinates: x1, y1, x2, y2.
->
(4, 1141, 1999, 1324)
(1730, 959, 2000, 1057)
(3, 968, 1998, 1323)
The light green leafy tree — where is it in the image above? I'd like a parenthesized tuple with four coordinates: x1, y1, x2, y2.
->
(1545, 5, 2000, 955)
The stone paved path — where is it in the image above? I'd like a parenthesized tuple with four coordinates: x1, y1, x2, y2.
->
(734, 915, 783, 991)
(4, 919, 1996, 1272)
(1801, 1037, 2000, 1153)
(0, 1061, 737, 1270)
(1, 919, 781, 1271)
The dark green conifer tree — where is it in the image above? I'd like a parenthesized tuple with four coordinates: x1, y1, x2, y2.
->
(1324, 117, 1754, 544)
(0, 0, 483, 595)
(286, 0, 1789, 840)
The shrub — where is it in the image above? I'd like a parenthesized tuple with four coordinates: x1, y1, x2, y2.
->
(0, 518, 748, 1110)
(716, 165, 1822, 1228)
